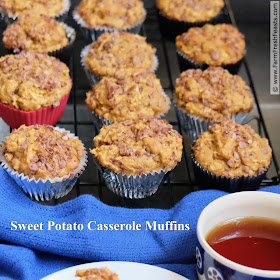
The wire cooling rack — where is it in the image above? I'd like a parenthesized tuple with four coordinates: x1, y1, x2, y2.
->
(1, 0, 279, 208)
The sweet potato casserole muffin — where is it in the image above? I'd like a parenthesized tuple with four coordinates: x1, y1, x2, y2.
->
(3, 14, 68, 53)
(85, 71, 169, 122)
(176, 24, 245, 66)
(193, 118, 272, 178)
(76, 267, 120, 280)
(0, 0, 66, 18)
(0, 52, 71, 111)
(2, 125, 84, 180)
(157, 0, 224, 22)
(175, 67, 253, 120)
(84, 32, 156, 78)
(76, 0, 145, 29)
(91, 119, 183, 176)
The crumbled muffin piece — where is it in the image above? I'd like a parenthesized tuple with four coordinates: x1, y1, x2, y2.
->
(157, 0, 224, 22)
(175, 67, 253, 120)
(2, 125, 84, 180)
(91, 119, 183, 176)
(0, 52, 71, 111)
(193, 118, 272, 178)
(76, 0, 145, 29)
(0, 0, 65, 18)
(75, 267, 120, 280)
(176, 24, 245, 66)
(85, 71, 169, 122)
(3, 14, 68, 53)
(85, 32, 156, 78)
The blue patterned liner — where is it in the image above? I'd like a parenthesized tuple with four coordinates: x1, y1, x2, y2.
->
(92, 155, 171, 199)
(174, 102, 249, 140)
(81, 44, 159, 85)
(0, 127, 87, 201)
(72, 8, 146, 41)
(191, 152, 270, 192)
(0, 0, 71, 24)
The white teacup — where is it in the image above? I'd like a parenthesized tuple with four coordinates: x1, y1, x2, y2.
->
(196, 191, 280, 280)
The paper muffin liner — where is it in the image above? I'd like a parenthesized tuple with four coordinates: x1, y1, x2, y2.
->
(0, 127, 88, 201)
(90, 91, 171, 131)
(0, 91, 70, 129)
(176, 49, 244, 75)
(174, 102, 249, 140)
(72, 8, 146, 41)
(157, 9, 223, 41)
(92, 154, 172, 199)
(191, 152, 270, 192)
(6, 22, 76, 63)
(81, 44, 159, 85)
(0, 0, 71, 24)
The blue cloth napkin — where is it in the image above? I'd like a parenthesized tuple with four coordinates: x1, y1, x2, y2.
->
(0, 167, 279, 280)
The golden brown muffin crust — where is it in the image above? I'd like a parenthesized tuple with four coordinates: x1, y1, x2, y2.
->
(85, 72, 169, 122)
(91, 119, 183, 176)
(175, 67, 253, 120)
(193, 118, 272, 178)
(176, 24, 245, 66)
(75, 267, 120, 280)
(2, 125, 84, 180)
(0, 0, 65, 18)
(3, 14, 68, 53)
(76, 0, 145, 29)
(0, 52, 72, 111)
(85, 32, 156, 78)
(157, 0, 224, 22)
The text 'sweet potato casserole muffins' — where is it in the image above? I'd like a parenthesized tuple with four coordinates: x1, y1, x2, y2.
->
(90, 119, 183, 198)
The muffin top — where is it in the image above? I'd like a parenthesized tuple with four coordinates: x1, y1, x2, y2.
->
(85, 32, 156, 78)
(157, 0, 224, 22)
(176, 24, 245, 66)
(3, 14, 68, 53)
(91, 119, 183, 176)
(0, 0, 65, 18)
(2, 125, 84, 180)
(76, 267, 119, 280)
(175, 67, 253, 120)
(76, 0, 146, 29)
(0, 52, 72, 111)
(85, 72, 169, 122)
(193, 118, 272, 178)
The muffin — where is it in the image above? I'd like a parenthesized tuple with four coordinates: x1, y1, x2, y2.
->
(157, 0, 224, 40)
(0, 125, 87, 200)
(76, 267, 119, 280)
(85, 71, 170, 128)
(176, 24, 246, 74)
(81, 31, 158, 84)
(0, 52, 72, 128)
(0, 0, 70, 22)
(90, 119, 183, 198)
(73, 0, 146, 41)
(192, 117, 272, 192)
(2, 14, 75, 58)
(175, 67, 253, 139)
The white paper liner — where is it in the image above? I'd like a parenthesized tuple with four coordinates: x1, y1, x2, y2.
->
(90, 91, 171, 130)
(191, 152, 271, 192)
(0, 127, 88, 201)
(81, 43, 159, 85)
(72, 8, 146, 41)
(174, 97, 250, 140)
(92, 155, 175, 199)
(0, 0, 71, 24)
